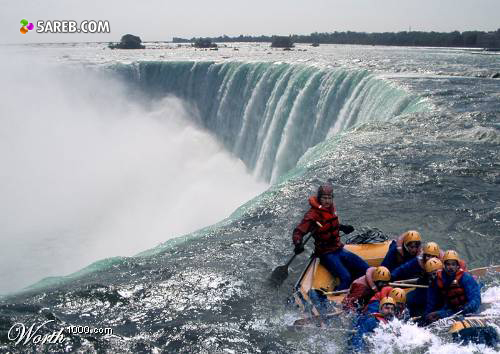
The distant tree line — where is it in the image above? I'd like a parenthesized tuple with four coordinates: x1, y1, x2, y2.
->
(173, 29, 500, 48)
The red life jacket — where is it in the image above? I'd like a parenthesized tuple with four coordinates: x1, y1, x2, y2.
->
(436, 269, 467, 309)
(342, 268, 378, 311)
(459, 259, 468, 272)
(308, 197, 342, 254)
(368, 286, 393, 305)
(373, 313, 388, 324)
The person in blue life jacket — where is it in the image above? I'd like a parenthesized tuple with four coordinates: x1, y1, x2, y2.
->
(381, 230, 422, 272)
(292, 184, 369, 290)
(348, 297, 396, 352)
(401, 257, 446, 319)
(366, 287, 410, 321)
(425, 250, 481, 324)
(365, 285, 393, 314)
(391, 241, 442, 281)
(391, 241, 441, 317)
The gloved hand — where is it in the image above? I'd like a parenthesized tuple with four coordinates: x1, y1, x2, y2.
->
(294, 243, 305, 255)
(340, 224, 355, 234)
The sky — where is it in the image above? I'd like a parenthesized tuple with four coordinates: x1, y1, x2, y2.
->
(1, 0, 500, 44)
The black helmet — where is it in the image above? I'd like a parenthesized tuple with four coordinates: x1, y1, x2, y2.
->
(317, 184, 334, 199)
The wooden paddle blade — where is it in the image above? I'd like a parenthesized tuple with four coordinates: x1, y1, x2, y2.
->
(269, 264, 289, 286)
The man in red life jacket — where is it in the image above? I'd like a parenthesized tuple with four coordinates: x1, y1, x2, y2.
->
(349, 297, 397, 352)
(425, 250, 481, 324)
(381, 230, 422, 271)
(342, 266, 391, 312)
(292, 184, 369, 290)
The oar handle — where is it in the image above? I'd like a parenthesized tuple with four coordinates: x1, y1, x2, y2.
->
(389, 282, 428, 288)
(393, 278, 419, 284)
(318, 289, 349, 295)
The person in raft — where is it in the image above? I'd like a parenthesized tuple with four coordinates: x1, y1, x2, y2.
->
(392, 241, 469, 282)
(391, 241, 442, 281)
(348, 296, 397, 352)
(381, 230, 422, 271)
(342, 266, 391, 312)
(292, 184, 369, 290)
(424, 250, 481, 324)
(390, 241, 442, 317)
(366, 287, 410, 321)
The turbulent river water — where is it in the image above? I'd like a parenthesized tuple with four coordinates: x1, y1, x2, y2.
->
(0, 43, 499, 353)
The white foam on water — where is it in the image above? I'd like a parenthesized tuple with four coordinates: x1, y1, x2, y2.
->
(366, 286, 500, 353)
(482, 286, 500, 316)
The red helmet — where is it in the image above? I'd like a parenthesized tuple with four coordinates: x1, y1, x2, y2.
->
(317, 184, 334, 198)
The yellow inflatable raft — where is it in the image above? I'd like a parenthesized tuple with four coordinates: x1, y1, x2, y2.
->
(293, 241, 391, 308)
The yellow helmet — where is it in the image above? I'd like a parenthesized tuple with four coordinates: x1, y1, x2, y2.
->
(373, 266, 391, 282)
(425, 258, 443, 273)
(403, 230, 422, 246)
(443, 250, 460, 262)
(379, 296, 396, 310)
(423, 242, 441, 257)
(389, 288, 407, 304)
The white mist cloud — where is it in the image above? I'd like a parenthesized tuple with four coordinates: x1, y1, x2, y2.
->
(0, 52, 267, 293)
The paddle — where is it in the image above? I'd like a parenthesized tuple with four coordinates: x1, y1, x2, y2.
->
(469, 265, 500, 277)
(269, 232, 314, 287)
(318, 289, 350, 295)
(409, 313, 456, 325)
(389, 265, 500, 289)
(389, 282, 428, 288)
(393, 278, 419, 283)
(270, 221, 326, 287)
(426, 310, 464, 329)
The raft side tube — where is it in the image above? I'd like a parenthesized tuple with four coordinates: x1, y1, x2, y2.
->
(296, 241, 391, 307)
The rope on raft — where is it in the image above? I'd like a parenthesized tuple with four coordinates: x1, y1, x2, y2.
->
(345, 228, 389, 244)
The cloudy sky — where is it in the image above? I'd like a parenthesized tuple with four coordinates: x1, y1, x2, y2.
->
(1, 0, 500, 43)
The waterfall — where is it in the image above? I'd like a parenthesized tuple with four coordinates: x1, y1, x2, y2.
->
(112, 61, 425, 182)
